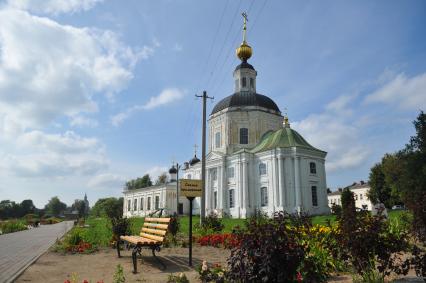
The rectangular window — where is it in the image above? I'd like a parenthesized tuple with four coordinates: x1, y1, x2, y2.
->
(250, 78, 254, 88)
(127, 199, 131, 211)
(133, 198, 137, 211)
(311, 186, 318, 206)
(147, 197, 151, 210)
(229, 189, 235, 208)
(214, 191, 217, 209)
(310, 162, 317, 174)
(227, 167, 235, 178)
(215, 132, 221, 148)
(140, 198, 144, 211)
(242, 77, 246, 87)
(261, 187, 268, 207)
(240, 128, 248, 144)
(360, 194, 363, 200)
(235, 79, 239, 90)
(259, 163, 267, 175)
(211, 168, 217, 181)
(155, 195, 160, 210)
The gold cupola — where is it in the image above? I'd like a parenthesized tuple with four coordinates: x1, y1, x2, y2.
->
(236, 12, 253, 62)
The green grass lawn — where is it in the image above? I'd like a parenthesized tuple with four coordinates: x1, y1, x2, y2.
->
(78, 210, 408, 247)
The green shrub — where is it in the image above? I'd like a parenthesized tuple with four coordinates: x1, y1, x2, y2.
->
(197, 212, 224, 234)
(227, 212, 304, 282)
(0, 220, 27, 234)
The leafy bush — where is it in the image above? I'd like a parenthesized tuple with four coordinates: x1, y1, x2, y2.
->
(167, 273, 189, 283)
(198, 261, 227, 283)
(227, 212, 304, 282)
(113, 264, 125, 283)
(0, 220, 27, 234)
(199, 212, 224, 233)
(111, 218, 130, 240)
(331, 204, 342, 216)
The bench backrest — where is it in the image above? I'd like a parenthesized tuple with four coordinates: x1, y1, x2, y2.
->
(140, 217, 171, 243)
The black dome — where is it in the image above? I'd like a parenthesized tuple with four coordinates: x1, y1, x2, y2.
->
(189, 155, 200, 166)
(168, 165, 177, 174)
(235, 61, 255, 71)
(211, 91, 281, 115)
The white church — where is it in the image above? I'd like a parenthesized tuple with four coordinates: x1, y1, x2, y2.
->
(123, 17, 330, 218)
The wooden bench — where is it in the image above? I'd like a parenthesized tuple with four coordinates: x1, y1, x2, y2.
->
(117, 217, 171, 273)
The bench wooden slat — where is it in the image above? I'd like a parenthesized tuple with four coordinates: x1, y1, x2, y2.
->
(145, 217, 171, 223)
(141, 227, 167, 236)
(120, 235, 158, 245)
(143, 222, 169, 230)
(139, 232, 164, 242)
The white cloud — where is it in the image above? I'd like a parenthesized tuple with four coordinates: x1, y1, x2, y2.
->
(111, 88, 185, 126)
(146, 166, 168, 181)
(70, 115, 99, 128)
(7, 0, 103, 15)
(173, 43, 183, 52)
(0, 9, 155, 131)
(292, 96, 370, 173)
(87, 173, 127, 189)
(0, 130, 108, 178)
(365, 72, 426, 110)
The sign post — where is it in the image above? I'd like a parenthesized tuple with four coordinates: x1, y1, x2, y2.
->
(179, 179, 202, 266)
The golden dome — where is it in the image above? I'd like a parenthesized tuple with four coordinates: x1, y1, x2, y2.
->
(236, 41, 252, 62)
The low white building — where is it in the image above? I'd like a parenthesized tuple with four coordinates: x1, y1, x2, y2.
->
(122, 170, 192, 217)
(327, 182, 373, 211)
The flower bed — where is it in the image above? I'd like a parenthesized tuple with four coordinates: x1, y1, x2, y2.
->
(196, 233, 239, 249)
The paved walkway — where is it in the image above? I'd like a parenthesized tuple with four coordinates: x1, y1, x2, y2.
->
(0, 221, 73, 283)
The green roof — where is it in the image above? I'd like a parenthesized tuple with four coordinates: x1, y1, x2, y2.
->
(247, 127, 326, 154)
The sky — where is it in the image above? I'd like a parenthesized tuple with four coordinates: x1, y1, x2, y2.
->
(0, 0, 425, 208)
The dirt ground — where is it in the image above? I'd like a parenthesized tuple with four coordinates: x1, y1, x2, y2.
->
(16, 247, 423, 283)
(16, 246, 229, 283)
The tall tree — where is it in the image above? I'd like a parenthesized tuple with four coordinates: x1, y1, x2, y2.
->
(45, 196, 67, 217)
(72, 199, 87, 219)
(20, 199, 36, 216)
(125, 174, 152, 190)
(155, 173, 168, 185)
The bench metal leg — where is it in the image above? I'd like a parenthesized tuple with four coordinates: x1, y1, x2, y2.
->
(132, 245, 141, 274)
(151, 246, 166, 270)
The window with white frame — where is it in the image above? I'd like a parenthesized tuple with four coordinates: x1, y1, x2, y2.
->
(310, 162, 317, 174)
(155, 195, 160, 210)
(242, 77, 247, 87)
(133, 198, 137, 211)
(260, 187, 268, 207)
(214, 191, 217, 209)
(227, 167, 235, 178)
(311, 186, 318, 206)
(250, 78, 254, 88)
(229, 189, 235, 208)
(140, 197, 144, 211)
(187, 174, 192, 179)
(215, 132, 221, 148)
(147, 197, 151, 210)
(127, 199, 131, 211)
(240, 128, 248, 144)
(259, 162, 267, 175)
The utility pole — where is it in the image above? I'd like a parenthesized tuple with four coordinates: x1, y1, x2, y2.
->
(195, 91, 213, 223)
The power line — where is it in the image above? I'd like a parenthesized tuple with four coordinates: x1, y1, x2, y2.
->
(204, 0, 243, 90)
(195, 0, 230, 93)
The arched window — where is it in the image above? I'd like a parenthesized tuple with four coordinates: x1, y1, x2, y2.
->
(309, 162, 317, 174)
(311, 186, 318, 206)
(260, 187, 268, 207)
(215, 132, 221, 148)
(133, 198, 137, 211)
(214, 191, 218, 209)
(250, 78, 254, 88)
(127, 199, 131, 211)
(242, 77, 247, 87)
(259, 162, 267, 175)
(147, 197, 151, 210)
(140, 197, 144, 211)
(240, 128, 248, 144)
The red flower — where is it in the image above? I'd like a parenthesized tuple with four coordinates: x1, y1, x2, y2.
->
(297, 272, 303, 282)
